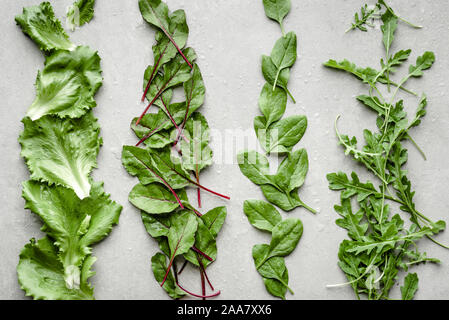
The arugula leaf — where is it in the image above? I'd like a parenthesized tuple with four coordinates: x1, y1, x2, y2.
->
(129, 183, 187, 214)
(151, 252, 185, 299)
(262, 0, 291, 34)
(22, 180, 121, 289)
(408, 51, 435, 77)
(67, 0, 96, 31)
(244, 200, 282, 232)
(17, 237, 95, 300)
(19, 112, 101, 199)
(401, 272, 419, 300)
(346, 3, 380, 33)
(381, 10, 398, 55)
(327, 171, 381, 202)
(15, 2, 75, 52)
(26, 46, 102, 120)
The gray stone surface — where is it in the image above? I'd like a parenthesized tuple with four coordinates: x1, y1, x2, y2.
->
(0, 0, 448, 300)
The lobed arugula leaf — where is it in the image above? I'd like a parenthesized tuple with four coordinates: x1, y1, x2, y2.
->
(401, 272, 419, 300)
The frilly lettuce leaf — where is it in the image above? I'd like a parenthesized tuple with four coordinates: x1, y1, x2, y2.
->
(67, 0, 96, 31)
(17, 237, 95, 300)
(22, 180, 122, 289)
(26, 45, 102, 120)
(15, 2, 75, 52)
(19, 112, 101, 199)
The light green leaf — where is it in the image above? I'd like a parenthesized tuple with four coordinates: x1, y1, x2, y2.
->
(237, 150, 274, 186)
(167, 211, 198, 262)
(381, 10, 398, 55)
(401, 273, 419, 300)
(22, 180, 121, 289)
(129, 183, 187, 214)
(26, 46, 102, 120)
(15, 2, 75, 52)
(183, 64, 206, 117)
(17, 237, 95, 300)
(266, 115, 307, 153)
(258, 83, 287, 127)
(19, 112, 101, 199)
(67, 0, 96, 31)
(408, 51, 435, 77)
(270, 32, 297, 88)
(274, 148, 308, 192)
(184, 218, 217, 268)
(262, 0, 291, 30)
(243, 200, 282, 232)
(139, 0, 170, 31)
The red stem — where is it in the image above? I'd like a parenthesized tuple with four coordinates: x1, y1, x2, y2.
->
(198, 257, 215, 291)
(153, 153, 230, 200)
(141, 46, 168, 102)
(200, 262, 206, 300)
(192, 246, 213, 262)
(135, 158, 184, 209)
(161, 252, 176, 286)
(135, 120, 168, 147)
(149, 5, 193, 69)
(176, 281, 220, 299)
(196, 170, 201, 208)
(177, 260, 188, 275)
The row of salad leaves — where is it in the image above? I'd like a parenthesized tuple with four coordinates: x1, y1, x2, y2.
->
(121, 0, 229, 299)
(15, 1, 122, 300)
(324, 0, 445, 300)
(237, 0, 316, 299)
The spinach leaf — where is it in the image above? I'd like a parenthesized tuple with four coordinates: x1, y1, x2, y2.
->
(243, 200, 282, 232)
(270, 32, 297, 89)
(258, 83, 287, 127)
(262, 0, 291, 32)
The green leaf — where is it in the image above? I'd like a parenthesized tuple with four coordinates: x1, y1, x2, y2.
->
(274, 148, 308, 193)
(263, 276, 288, 300)
(22, 180, 121, 289)
(327, 171, 381, 202)
(260, 184, 301, 212)
(237, 151, 273, 186)
(266, 115, 307, 153)
(334, 198, 368, 241)
(15, 2, 75, 52)
(151, 252, 185, 299)
(129, 183, 186, 214)
(167, 211, 198, 263)
(401, 273, 419, 300)
(408, 51, 435, 77)
(201, 206, 227, 238)
(67, 0, 96, 31)
(243, 200, 282, 232)
(26, 46, 102, 120)
(181, 112, 213, 172)
(261, 55, 293, 100)
(183, 64, 206, 117)
(262, 0, 291, 28)
(183, 218, 217, 268)
(141, 211, 172, 238)
(256, 218, 303, 268)
(270, 32, 297, 88)
(381, 10, 398, 54)
(253, 244, 292, 293)
(144, 48, 197, 103)
(258, 83, 287, 127)
(17, 237, 95, 300)
(122, 145, 188, 189)
(151, 10, 189, 75)
(139, 0, 170, 31)
(19, 112, 101, 199)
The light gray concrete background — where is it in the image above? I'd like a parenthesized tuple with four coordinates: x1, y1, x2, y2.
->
(0, 0, 448, 300)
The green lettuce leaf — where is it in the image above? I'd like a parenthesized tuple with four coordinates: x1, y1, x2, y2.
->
(17, 237, 95, 300)
(15, 2, 75, 52)
(26, 46, 102, 120)
(22, 180, 122, 289)
(67, 0, 96, 31)
(19, 112, 101, 199)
